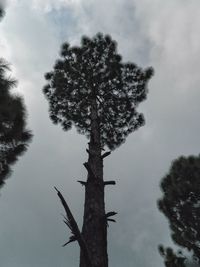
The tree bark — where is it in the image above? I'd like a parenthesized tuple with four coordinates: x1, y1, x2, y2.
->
(80, 97, 108, 267)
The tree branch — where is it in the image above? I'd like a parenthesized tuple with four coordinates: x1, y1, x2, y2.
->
(104, 180, 116, 186)
(101, 151, 111, 159)
(54, 187, 92, 267)
(106, 211, 117, 218)
(77, 180, 87, 186)
(107, 218, 116, 223)
(106, 211, 117, 227)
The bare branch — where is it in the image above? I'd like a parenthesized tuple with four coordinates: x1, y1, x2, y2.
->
(77, 180, 87, 186)
(54, 187, 92, 267)
(106, 211, 117, 227)
(104, 180, 116, 186)
(107, 218, 116, 223)
(106, 211, 117, 218)
(62, 235, 77, 247)
(101, 151, 111, 159)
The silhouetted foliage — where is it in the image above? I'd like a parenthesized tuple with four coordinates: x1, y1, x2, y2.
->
(0, 6, 32, 187)
(0, 2, 5, 19)
(44, 33, 153, 150)
(44, 33, 153, 267)
(0, 59, 32, 187)
(158, 245, 186, 267)
(0, 9, 4, 19)
(158, 155, 200, 264)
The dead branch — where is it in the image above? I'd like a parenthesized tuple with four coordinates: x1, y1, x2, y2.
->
(104, 180, 116, 186)
(77, 180, 87, 186)
(107, 218, 116, 222)
(106, 211, 117, 218)
(54, 187, 92, 267)
(106, 212, 117, 227)
(101, 151, 111, 159)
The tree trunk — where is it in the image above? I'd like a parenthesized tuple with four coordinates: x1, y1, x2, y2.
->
(80, 97, 108, 267)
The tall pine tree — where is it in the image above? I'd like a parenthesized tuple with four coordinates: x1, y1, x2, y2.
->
(44, 33, 153, 267)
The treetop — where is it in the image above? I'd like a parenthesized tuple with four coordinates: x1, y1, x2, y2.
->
(44, 33, 153, 149)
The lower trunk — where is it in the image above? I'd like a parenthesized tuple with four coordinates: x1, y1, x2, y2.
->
(80, 98, 108, 267)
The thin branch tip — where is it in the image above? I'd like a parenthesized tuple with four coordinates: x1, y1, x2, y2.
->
(77, 180, 87, 186)
(54, 186, 59, 192)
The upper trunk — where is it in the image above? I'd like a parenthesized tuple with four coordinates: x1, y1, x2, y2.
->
(80, 97, 108, 267)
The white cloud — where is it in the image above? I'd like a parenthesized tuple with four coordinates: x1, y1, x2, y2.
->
(30, 0, 82, 12)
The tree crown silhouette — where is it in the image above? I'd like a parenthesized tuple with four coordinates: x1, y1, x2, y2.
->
(158, 155, 200, 261)
(44, 33, 153, 149)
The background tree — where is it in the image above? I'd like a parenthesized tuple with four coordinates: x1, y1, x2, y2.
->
(0, 6, 4, 19)
(44, 33, 153, 267)
(158, 245, 186, 267)
(158, 155, 200, 265)
(0, 6, 32, 188)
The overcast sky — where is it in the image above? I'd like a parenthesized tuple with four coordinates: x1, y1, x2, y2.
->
(0, 0, 200, 266)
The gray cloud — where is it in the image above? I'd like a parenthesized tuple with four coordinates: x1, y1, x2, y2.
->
(0, 0, 200, 266)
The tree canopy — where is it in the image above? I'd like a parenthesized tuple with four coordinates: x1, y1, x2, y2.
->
(158, 155, 200, 262)
(0, 4, 4, 19)
(44, 33, 153, 149)
(0, 59, 32, 187)
(158, 245, 186, 267)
